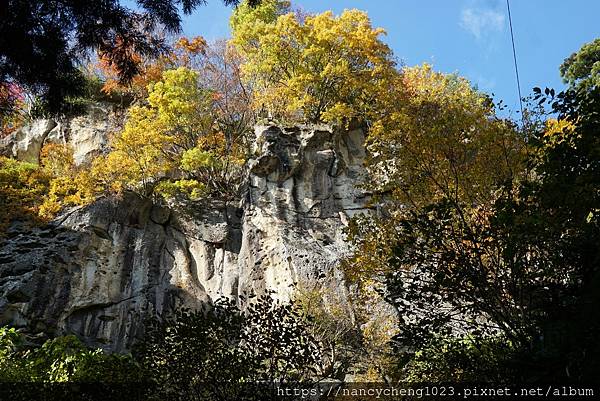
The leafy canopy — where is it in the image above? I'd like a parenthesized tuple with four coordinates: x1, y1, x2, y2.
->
(0, 0, 258, 114)
(135, 296, 322, 400)
(93, 66, 245, 201)
(346, 37, 600, 382)
(232, 6, 398, 124)
(560, 38, 600, 93)
(0, 327, 143, 383)
(367, 64, 524, 208)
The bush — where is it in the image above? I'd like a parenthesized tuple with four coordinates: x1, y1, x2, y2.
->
(0, 327, 143, 383)
(0, 157, 50, 233)
(134, 296, 323, 401)
(399, 335, 516, 383)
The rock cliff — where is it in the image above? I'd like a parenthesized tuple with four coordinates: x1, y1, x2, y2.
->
(0, 119, 371, 351)
(0, 103, 121, 165)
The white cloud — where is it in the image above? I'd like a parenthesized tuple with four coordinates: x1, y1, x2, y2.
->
(460, 8, 505, 39)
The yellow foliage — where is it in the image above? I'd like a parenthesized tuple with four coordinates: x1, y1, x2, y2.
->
(40, 143, 75, 176)
(367, 64, 525, 208)
(37, 144, 98, 219)
(230, 0, 291, 43)
(155, 179, 206, 201)
(232, 8, 398, 124)
(543, 118, 579, 146)
(0, 157, 50, 232)
(94, 67, 212, 196)
(344, 64, 526, 307)
(94, 66, 245, 200)
(0, 145, 100, 233)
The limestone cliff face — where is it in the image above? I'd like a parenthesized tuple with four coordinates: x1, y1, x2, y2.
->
(0, 121, 371, 352)
(0, 103, 121, 165)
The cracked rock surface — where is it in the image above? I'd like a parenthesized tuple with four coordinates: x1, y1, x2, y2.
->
(0, 124, 370, 351)
(0, 103, 122, 165)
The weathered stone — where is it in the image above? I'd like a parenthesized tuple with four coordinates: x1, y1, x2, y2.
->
(0, 123, 372, 351)
(0, 119, 57, 163)
(0, 102, 122, 166)
(67, 103, 120, 164)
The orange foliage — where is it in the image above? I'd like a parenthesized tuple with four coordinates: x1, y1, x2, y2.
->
(96, 36, 209, 100)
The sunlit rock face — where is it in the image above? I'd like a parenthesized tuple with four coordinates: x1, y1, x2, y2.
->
(239, 125, 370, 303)
(0, 103, 121, 165)
(0, 123, 371, 352)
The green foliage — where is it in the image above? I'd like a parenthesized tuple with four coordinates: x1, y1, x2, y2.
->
(560, 38, 600, 93)
(155, 179, 207, 201)
(497, 63, 600, 380)
(0, 327, 143, 383)
(401, 335, 516, 383)
(295, 284, 363, 380)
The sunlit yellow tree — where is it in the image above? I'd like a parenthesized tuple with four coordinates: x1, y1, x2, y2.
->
(232, 6, 399, 124)
(38, 143, 97, 217)
(94, 66, 245, 200)
(347, 64, 525, 283)
(343, 65, 530, 380)
(230, 0, 291, 44)
(368, 64, 524, 209)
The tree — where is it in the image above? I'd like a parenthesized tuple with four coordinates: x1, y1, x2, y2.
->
(96, 35, 208, 102)
(295, 281, 397, 381)
(195, 39, 255, 152)
(367, 64, 524, 208)
(346, 65, 525, 285)
(0, 82, 26, 136)
(230, 0, 291, 41)
(343, 66, 529, 380)
(0, 142, 100, 235)
(38, 143, 97, 218)
(346, 40, 600, 382)
(0, 326, 145, 401)
(559, 38, 600, 93)
(0, 156, 51, 233)
(0, 0, 258, 114)
(232, 7, 398, 124)
(92, 65, 246, 200)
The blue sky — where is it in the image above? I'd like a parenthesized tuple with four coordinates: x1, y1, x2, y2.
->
(180, 0, 599, 116)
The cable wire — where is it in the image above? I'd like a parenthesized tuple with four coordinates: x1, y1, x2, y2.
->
(506, 0, 524, 124)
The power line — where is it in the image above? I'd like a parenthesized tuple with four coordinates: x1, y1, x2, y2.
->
(506, 0, 524, 124)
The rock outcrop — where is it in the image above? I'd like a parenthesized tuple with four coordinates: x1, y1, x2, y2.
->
(0, 123, 371, 351)
(0, 103, 121, 165)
